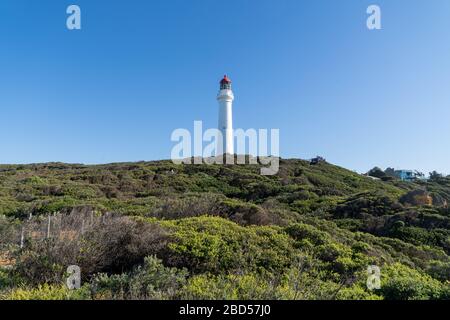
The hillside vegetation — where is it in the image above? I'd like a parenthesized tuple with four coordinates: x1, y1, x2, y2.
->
(0, 158, 449, 300)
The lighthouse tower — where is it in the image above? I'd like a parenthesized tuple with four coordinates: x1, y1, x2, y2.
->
(217, 75, 234, 155)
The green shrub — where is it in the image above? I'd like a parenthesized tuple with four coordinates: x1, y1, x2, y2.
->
(92, 256, 187, 300)
(379, 263, 448, 300)
(285, 223, 329, 246)
(336, 285, 383, 300)
(161, 216, 295, 274)
(1, 284, 91, 300)
(181, 273, 274, 300)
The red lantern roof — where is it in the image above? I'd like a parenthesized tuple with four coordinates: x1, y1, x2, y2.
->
(220, 75, 232, 84)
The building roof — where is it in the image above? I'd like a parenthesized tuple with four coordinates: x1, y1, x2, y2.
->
(220, 75, 232, 84)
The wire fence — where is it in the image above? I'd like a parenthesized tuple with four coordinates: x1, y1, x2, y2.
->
(1, 209, 117, 250)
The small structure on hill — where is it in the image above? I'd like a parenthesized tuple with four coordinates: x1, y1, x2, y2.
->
(310, 156, 326, 165)
(394, 170, 427, 182)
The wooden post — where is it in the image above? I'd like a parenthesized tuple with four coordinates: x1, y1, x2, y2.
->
(47, 215, 51, 238)
(20, 227, 25, 249)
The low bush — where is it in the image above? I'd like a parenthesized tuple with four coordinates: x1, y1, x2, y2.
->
(91, 256, 187, 300)
(13, 215, 168, 284)
(1, 284, 91, 300)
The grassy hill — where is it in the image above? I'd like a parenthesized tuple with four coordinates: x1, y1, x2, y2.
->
(0, 158, 449, 300)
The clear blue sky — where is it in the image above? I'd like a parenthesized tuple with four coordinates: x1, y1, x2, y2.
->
(1, 0, 449, 174)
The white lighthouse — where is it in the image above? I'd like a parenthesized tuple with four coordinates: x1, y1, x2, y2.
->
(217, 75, 234, 155)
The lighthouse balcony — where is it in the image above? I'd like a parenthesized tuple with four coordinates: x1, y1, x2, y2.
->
(217, 89, 234, 101)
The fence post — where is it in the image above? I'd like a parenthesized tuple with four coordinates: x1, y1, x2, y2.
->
(47, 215, 51, 238)
(20, 226, 25, 249)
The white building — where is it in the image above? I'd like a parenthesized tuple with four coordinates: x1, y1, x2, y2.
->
(217, 75, 234, 155)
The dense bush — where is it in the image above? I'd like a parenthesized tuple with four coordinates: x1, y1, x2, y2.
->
(0, 160, 449, 300)
(159, 216, 295, 274)
(91, 256, 187, 300)
(1, 284, 91, 300)
(13, 215, 168, 284)
(379, 263, 450, 300)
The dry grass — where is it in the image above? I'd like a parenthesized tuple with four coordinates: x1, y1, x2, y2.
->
(0, 251, 15, 267)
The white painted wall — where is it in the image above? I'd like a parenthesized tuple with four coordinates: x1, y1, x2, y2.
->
(217, 88, 234, 155)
